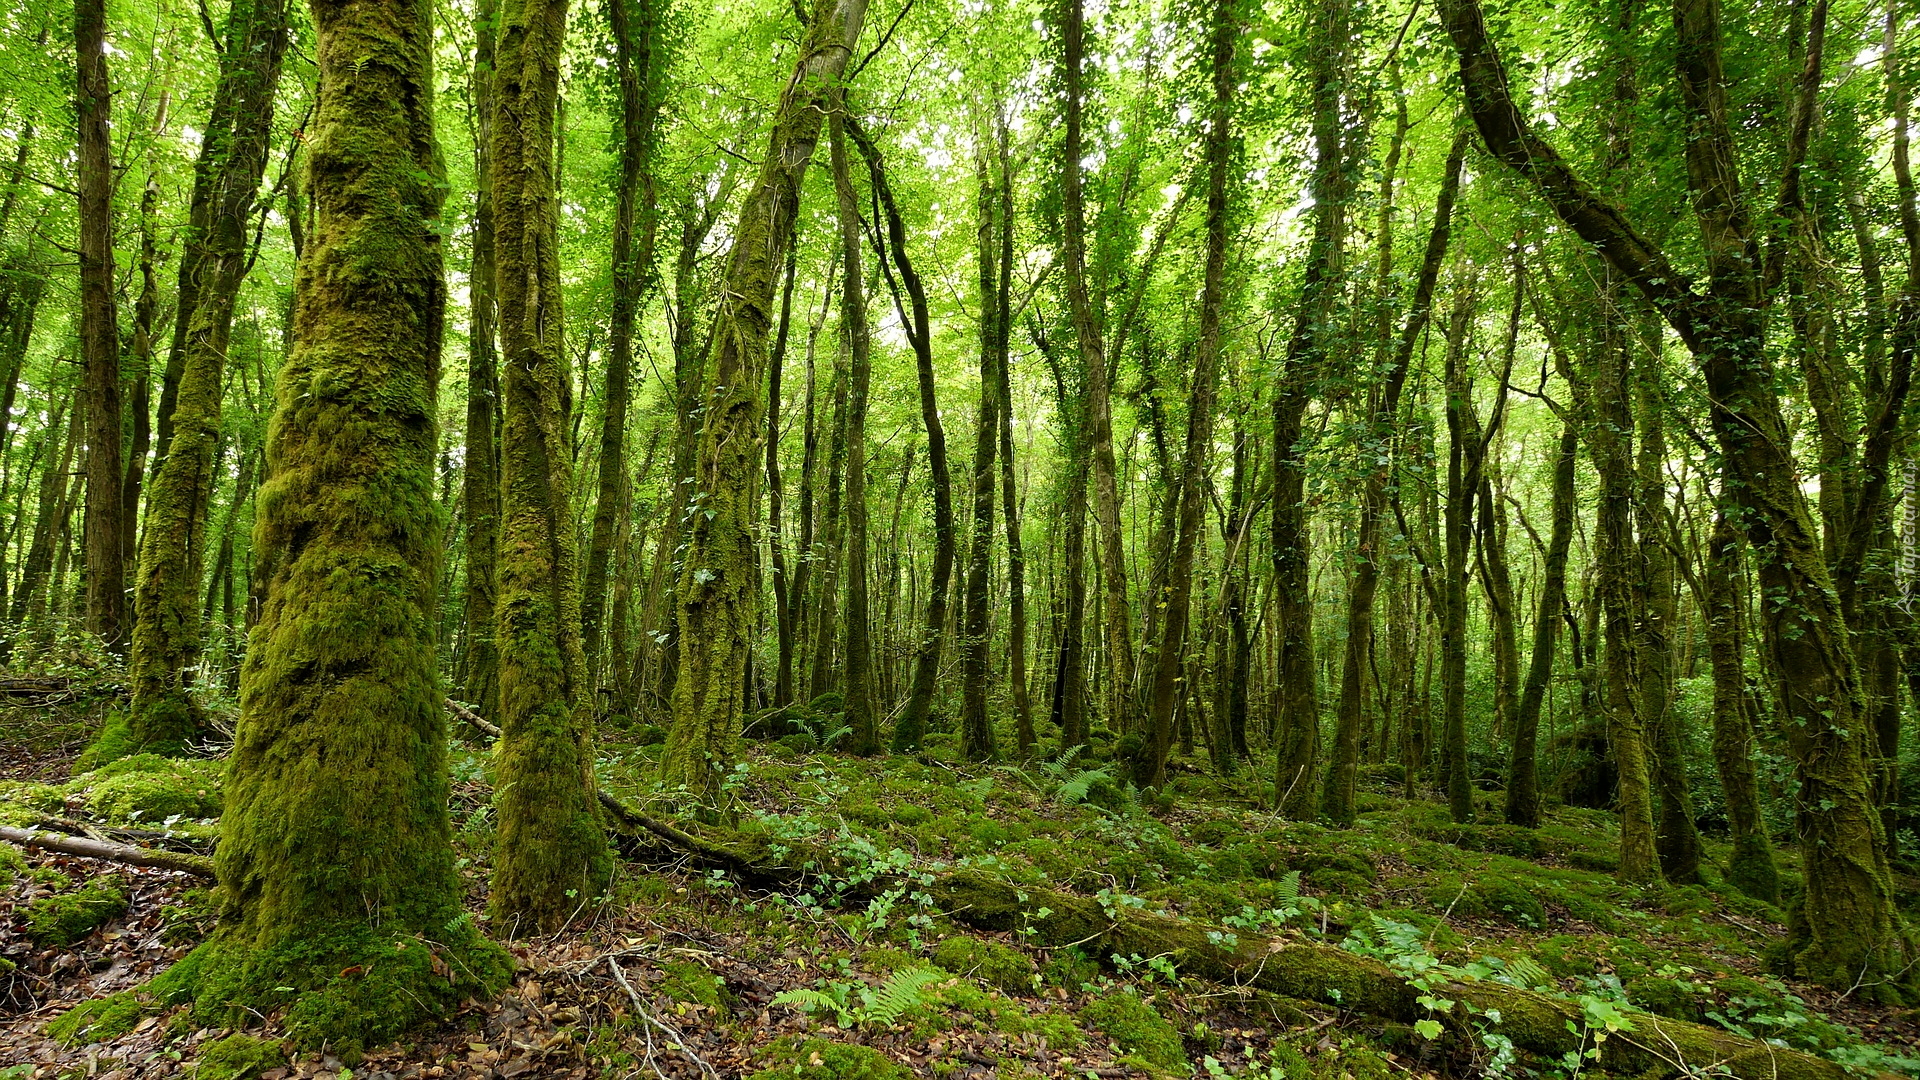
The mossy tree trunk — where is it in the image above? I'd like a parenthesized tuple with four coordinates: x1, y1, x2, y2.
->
(75, 0, 128, 656)
(150, 0, 512, 1048)
(488, 0, 611, 932)
(1506, 418, 1575, 828)
(1440, 0, 1911, 991)
(857, 116, 954, 755)
(1138, 0, 1235, 791)
(829, 109, 878, 757)
(1636, 345, 1702, 884)
(1438, 281, 1479, 824)
(958, 115, 1001, 763)
(462, 0, 503, 722)
(1328, 130, 1466, 823)
(1059, 0, 1134, 738)
(124, 0, 289, 758)
(1703, 511, 1780, 901)
(583, 0, 663, 687)
(1267, 0, 1352, 807)
(990, 112, 1032, 757)
(665, 0, 871, 806)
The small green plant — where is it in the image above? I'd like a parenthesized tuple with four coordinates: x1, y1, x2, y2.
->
(772, 966, 948, 1030)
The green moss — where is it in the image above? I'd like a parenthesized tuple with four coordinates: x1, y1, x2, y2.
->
(1626, 975, 1707, 1021)
(75, 710, 149, 770)
(66, 754, 224, 823)
(27, 876, 129, 945)
(659, 961, 731, 1016)
(192, 1033, 286, 1080)
(748, 1037, 910, 1079)
(931, 937, 1033, 994)
(0, 841, 24, 885)
(149, 920, 513, 1061)
(46, 991, 144, 1045)
(1081, 991, 1185, 1074)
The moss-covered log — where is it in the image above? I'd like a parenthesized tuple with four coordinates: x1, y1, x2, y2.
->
(0, 825, 214, 877)
(598, 810, 1868, 1080)
(107, 0, 514, 1056)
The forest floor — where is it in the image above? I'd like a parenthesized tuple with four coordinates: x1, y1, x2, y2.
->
(0, 686, 1918, 1079)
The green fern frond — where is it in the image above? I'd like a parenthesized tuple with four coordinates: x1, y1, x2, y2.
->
(1277, 869, 1304, 903)
(1055, 766, 1113, 806)
(865, 966, 947, 1025)
(772, 987, 852, 1027)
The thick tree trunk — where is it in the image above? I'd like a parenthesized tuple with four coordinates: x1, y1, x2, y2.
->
(152, 0, 512, 1047)
(124, 0, 289, 758)
(488, 0, 611, 932)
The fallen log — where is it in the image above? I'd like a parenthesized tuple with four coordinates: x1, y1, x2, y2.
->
(0, 824, 214, 878)
(439, 700, 1868, 1079)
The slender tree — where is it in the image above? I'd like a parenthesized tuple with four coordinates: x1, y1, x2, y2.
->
(488, 0, 611, 932)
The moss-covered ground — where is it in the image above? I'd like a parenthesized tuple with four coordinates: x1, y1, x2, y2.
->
(2, 698, 1918, 1077)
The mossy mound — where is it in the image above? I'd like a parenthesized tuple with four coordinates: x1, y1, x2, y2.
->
(659, 960, 732, 1016)
(931, 936, 1033, 994)
(0, 841, 25, 885)
(1081, 990, 1185, 1075)
(143, 920, 513, 1061)
(66, 754, 224, 823)
(46, 990, 145, 1045)
(192, 1033, 286, 1080)
(747, 1037, 910, 1079)
(26, 875, 129, 945)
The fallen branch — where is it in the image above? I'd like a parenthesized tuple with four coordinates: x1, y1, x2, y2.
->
(0, 824, 214, 878)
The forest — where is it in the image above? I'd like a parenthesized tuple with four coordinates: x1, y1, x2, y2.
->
(0, 0, 1919, 1072)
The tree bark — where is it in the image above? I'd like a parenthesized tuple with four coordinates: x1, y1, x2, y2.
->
(665, 0, 871, 806)
(488, 0, 611, 932)
(76, 0, 128, 655)
(124, 0, 289, 757)
(156, 0, 513, 1046)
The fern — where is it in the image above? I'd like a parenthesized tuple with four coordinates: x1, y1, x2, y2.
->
(861, 966, 946, 1025)
(772, 967, 948, 1030)
(1040, 744, 1086, 780)
(1276, 869, 1304, 904)
(1054, 766, 1114, 807)
(771, 986, 855, 1027)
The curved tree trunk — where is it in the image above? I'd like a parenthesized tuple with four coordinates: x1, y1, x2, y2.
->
(665, 0, 871, 806)
(124, 0, 289, 757)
